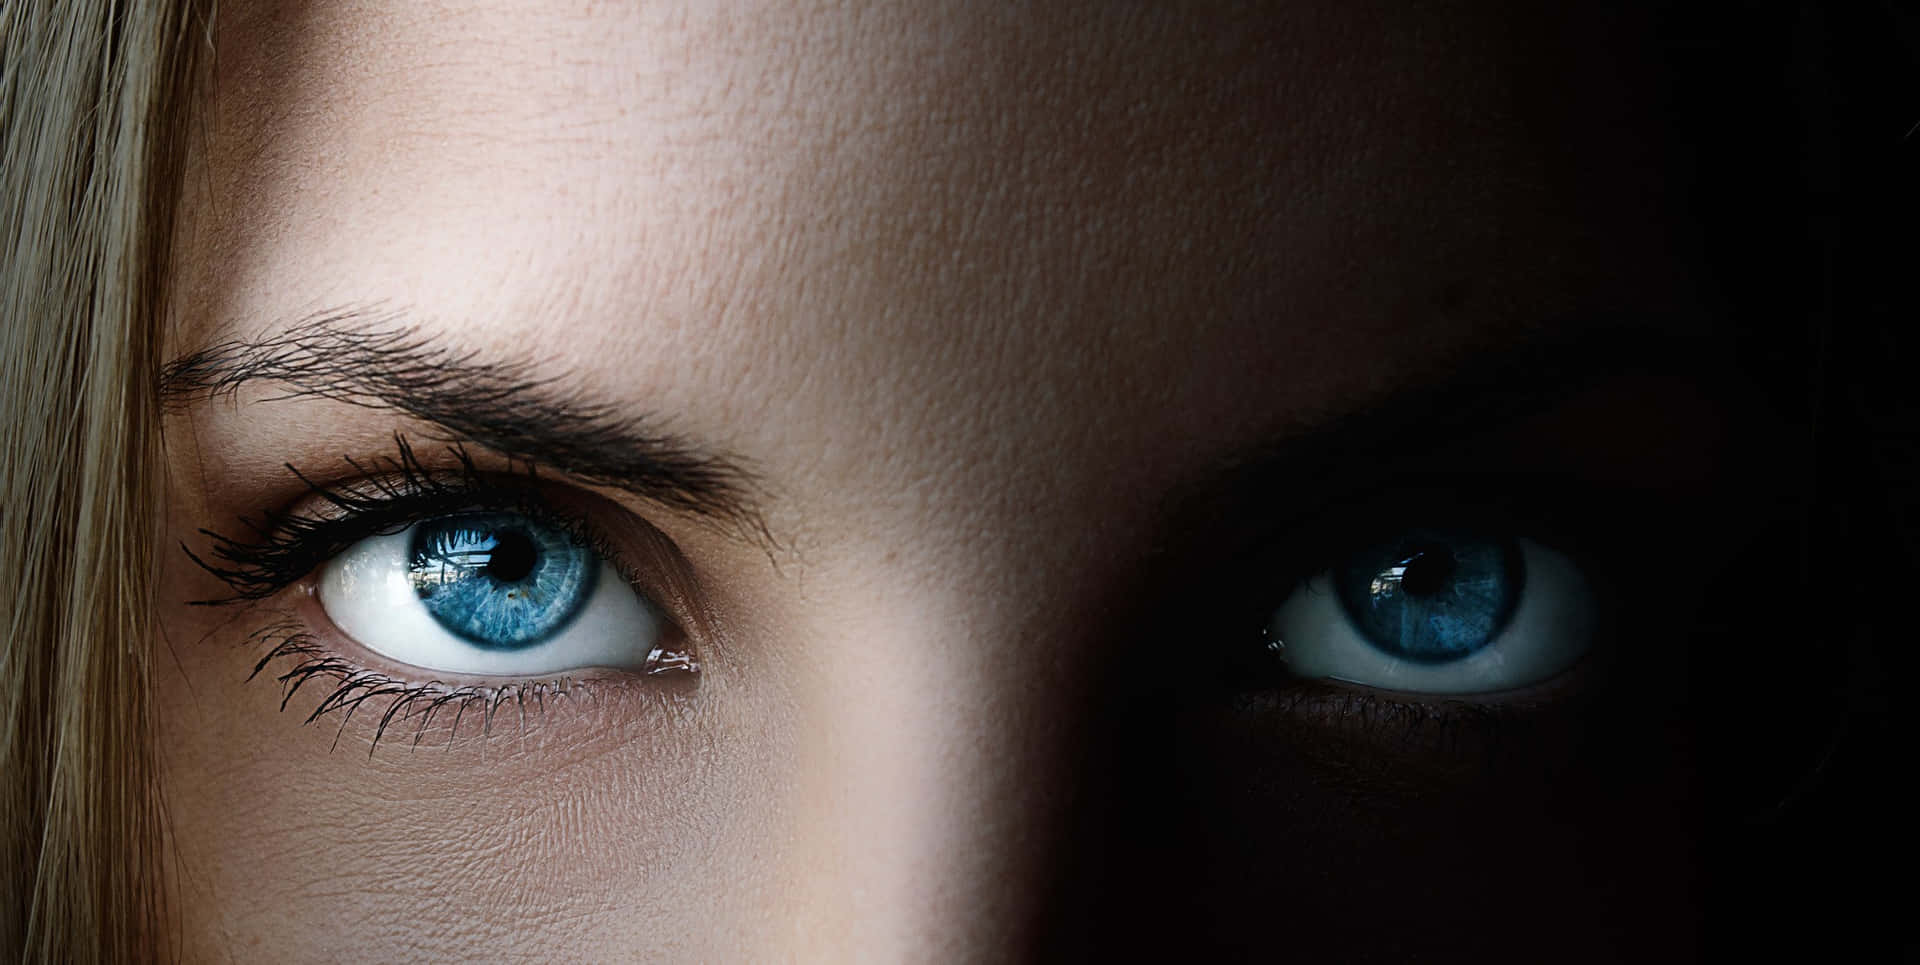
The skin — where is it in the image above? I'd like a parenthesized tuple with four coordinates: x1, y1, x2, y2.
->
(156, 1, 1769, 960)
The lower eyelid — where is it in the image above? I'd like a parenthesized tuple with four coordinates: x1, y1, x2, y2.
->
(1226, 654, 1604, 759)
(226, 592, 697, 752)
(1318, 654, 1599, 708)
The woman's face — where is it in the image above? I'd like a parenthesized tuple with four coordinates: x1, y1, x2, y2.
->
(158, 1, 1751, 959)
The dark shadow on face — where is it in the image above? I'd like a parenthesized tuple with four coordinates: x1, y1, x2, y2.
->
(1029, 4, 1914, 961)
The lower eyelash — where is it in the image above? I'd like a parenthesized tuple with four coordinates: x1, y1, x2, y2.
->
(241, 613, 675, 755)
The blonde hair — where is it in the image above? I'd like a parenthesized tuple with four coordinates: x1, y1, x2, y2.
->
(2, 1, 203, 960)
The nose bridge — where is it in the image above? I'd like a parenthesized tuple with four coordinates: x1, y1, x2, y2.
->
(741, 336, 1184, 958)
(772, 534, 1122, 961)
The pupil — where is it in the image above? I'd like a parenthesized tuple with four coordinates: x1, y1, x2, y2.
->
(1397, 545, 1454, 596)
(484, 530, 538, 583)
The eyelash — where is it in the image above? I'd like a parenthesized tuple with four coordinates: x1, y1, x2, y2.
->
(186, 434, 635, 604)
(189, 435, 671, 751)
(239, 616, 604, 753)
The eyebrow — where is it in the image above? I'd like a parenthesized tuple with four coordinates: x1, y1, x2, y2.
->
(1150, 318, 1727, 554)
(164, 309, 1715, 564)
(160, 308, 771, 543)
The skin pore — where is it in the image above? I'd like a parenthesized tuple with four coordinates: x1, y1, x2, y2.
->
(156, 1, 1760, 960)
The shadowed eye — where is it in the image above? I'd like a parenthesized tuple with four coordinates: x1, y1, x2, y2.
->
(318, 511, 668, 676)
(1266, 528, 1596, 695)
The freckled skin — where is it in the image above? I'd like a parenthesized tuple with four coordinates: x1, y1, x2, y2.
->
(158, 1, 1752, 961)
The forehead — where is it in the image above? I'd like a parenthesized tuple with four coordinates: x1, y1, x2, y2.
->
(173, 0, 1694, 534)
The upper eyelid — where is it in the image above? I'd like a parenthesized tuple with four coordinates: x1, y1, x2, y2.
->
(185, 439, 635, 605)
(1186, 473, 1652, 640)
(1225, 472, 1600, 567)
(189, 437, 723, 648)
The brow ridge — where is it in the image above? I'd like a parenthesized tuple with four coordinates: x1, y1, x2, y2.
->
(1151, 319, 1726, 556)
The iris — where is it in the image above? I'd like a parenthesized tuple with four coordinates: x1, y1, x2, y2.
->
(1333, 528, 1523, 662)
(406, 513, 596, 650)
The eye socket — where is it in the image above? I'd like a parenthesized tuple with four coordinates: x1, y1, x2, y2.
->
(1266, 529, 1596, 696)
(317, 511, 670, 676)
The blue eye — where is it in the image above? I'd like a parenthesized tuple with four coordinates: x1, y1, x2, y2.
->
(318, 511, 668, 676)
(408, 514, 597, 650)
(1269, 530, 1595, 695)
(1331, 530, 1523, 663)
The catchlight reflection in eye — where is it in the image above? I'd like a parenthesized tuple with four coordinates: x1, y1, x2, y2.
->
(317, 512, 668, 676)
(1267, 530, 1596, 695)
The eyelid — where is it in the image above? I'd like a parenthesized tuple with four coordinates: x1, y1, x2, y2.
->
(1225, 673, 1603, 776)
(245, 597, 697, 753)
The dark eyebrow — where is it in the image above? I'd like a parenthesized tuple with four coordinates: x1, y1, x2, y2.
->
(1151, 319, 1729, 554)
(160, 308, 770, 544)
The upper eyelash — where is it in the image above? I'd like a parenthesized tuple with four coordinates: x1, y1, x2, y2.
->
(184, 434, 624, 605)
